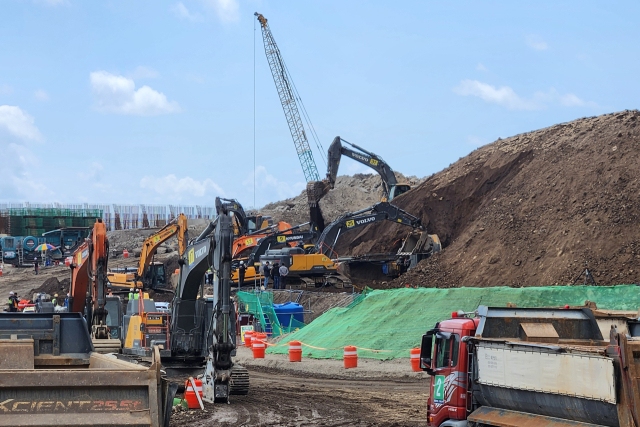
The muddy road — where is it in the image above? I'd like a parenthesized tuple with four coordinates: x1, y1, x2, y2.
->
(170, 369, 429, 426)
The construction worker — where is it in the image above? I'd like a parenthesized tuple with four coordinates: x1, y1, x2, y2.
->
(263, 262, 271, 289)
(272, 262, 281, 290)
(279, 263, 289, 289)
(34, 257, 39, 275)
(52, 294, 58, 307)
(128, 288, 134, 300)
(207, 268, 214, 286)
(238, 261, 246, 286)
(7, 291, 18, 312)
(65, 293, 70, 308)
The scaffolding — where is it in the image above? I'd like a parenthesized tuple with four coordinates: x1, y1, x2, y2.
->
(0, 203, 217, 235)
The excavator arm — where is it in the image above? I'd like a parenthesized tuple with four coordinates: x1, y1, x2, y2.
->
(108, 213, 188, 292)
(326, 137, 399, 196)
(137, 213, 188, 278)
(315, 202, 423, 256)
(69, 219, 110, 338)
(307, 137, 412, 231)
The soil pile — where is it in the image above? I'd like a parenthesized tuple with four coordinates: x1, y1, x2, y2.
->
(259, 173, 423, 226)
(29, 277, 70, 298)
(342, 110, 640, 288)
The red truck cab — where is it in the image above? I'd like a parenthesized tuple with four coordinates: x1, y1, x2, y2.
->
(421, 314, 479, 427)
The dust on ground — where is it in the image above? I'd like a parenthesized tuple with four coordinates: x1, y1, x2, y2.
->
(170, 346, 428, 427)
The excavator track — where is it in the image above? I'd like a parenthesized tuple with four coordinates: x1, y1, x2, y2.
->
(230, 364, 250, 395)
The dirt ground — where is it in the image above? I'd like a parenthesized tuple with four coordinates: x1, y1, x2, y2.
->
(338, 110, 640, 289)
(170, 347, 429, 427)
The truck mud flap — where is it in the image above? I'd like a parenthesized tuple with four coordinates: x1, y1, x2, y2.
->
(468, 407, 607, 427)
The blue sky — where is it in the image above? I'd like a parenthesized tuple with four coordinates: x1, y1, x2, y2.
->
(1, 1, 638, 208)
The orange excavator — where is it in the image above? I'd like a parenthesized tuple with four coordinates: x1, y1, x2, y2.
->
(107, 214, 188, 293)
(68, 219, 114, 341)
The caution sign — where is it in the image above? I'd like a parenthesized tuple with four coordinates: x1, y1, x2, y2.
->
(245, 238, 254, 246)
(277, 236, 286, 243)
(346, 220, 355, 228)
(433, 375, 445, 404)
(188, 248, 195, 266)
(370, 159, 379, 166)
(240, 325, 254, 344)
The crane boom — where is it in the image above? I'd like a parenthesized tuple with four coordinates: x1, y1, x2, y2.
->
(255, 12, 320, 182)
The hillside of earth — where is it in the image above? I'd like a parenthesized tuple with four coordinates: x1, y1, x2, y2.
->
(337, 110, 640, 288)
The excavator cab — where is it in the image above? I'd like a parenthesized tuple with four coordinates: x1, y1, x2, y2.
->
(144, 262, 167, 290)
(388, 183, 412, 201)
(123, 292, 170, 358)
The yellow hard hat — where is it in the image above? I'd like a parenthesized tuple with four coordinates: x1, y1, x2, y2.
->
(54, 294, 58, 297)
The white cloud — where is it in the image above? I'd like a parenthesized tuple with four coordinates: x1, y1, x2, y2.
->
(171, 2, 203, 21)
(140, 174, 225, 200)
(453, 80, 598, 110)
(90, 71, 180, 116)
(0, 84, 12, 95)
(34, 90, 49, 101)
(0, 105, 43, 141)
(526, 34, 548, 51)
(242, 166, 306, 208)
(129, 66, 160, 80)
(453, 80, 538, 110)
(0, 140, 51, 202)
(201, 0, 239, 22)
(476, 63, 487, 72)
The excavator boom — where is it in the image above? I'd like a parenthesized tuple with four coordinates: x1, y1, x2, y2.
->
(69, 219, 111, 338)
(307, 137, 412, 231)
(108, 213, 188, 292)
(137, 214, 188, 277)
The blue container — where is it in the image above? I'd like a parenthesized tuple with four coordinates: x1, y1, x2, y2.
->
(273, 302, 304, 328)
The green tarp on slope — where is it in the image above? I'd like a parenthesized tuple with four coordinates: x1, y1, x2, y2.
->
(266, 285, 640, 360)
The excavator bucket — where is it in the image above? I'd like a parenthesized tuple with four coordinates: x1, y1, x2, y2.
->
(0, 312, 176, 427)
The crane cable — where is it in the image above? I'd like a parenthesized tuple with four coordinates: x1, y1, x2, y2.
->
(280, 59, 327, 167)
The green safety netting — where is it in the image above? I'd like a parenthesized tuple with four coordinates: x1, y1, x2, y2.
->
(266, 285, 640, 360)
(236, 291, 306, 338)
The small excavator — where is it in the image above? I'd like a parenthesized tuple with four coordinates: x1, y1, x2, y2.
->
(107, 214, 188, 293)
(307, 137, 414, 230)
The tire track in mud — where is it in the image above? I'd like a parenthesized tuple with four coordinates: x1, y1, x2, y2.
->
(171, 369, 428, 427)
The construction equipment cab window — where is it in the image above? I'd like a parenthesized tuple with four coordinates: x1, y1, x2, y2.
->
(435, 334, 459, 369)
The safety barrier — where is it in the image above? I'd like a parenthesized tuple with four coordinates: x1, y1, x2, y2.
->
(249, 337, 421, 370)
(184, 378, 203, 409)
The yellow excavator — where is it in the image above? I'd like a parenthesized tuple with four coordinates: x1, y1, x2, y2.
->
(107, 214, 188, 293)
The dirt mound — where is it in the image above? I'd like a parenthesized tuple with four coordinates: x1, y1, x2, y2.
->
(341, 110, 640, 288)
(29, 277, 70, 298)
(258, 173, 423, 226)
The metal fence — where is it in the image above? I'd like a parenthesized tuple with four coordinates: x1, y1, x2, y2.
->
(0, 203, 216, 234)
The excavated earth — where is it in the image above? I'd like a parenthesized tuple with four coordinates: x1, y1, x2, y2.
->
(259, 173, 423, 227)
(340, 110, 640, 289)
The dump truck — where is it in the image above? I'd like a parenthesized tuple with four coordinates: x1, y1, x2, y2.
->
(420, 304, 640, 427)
(0, 312, 176, 427)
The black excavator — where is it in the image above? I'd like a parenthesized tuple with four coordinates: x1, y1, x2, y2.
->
(168, 197, 249, 401)
(259, 202, 441, 288)
(307, 137, 413, 230)
(231, 222, 318, 286)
